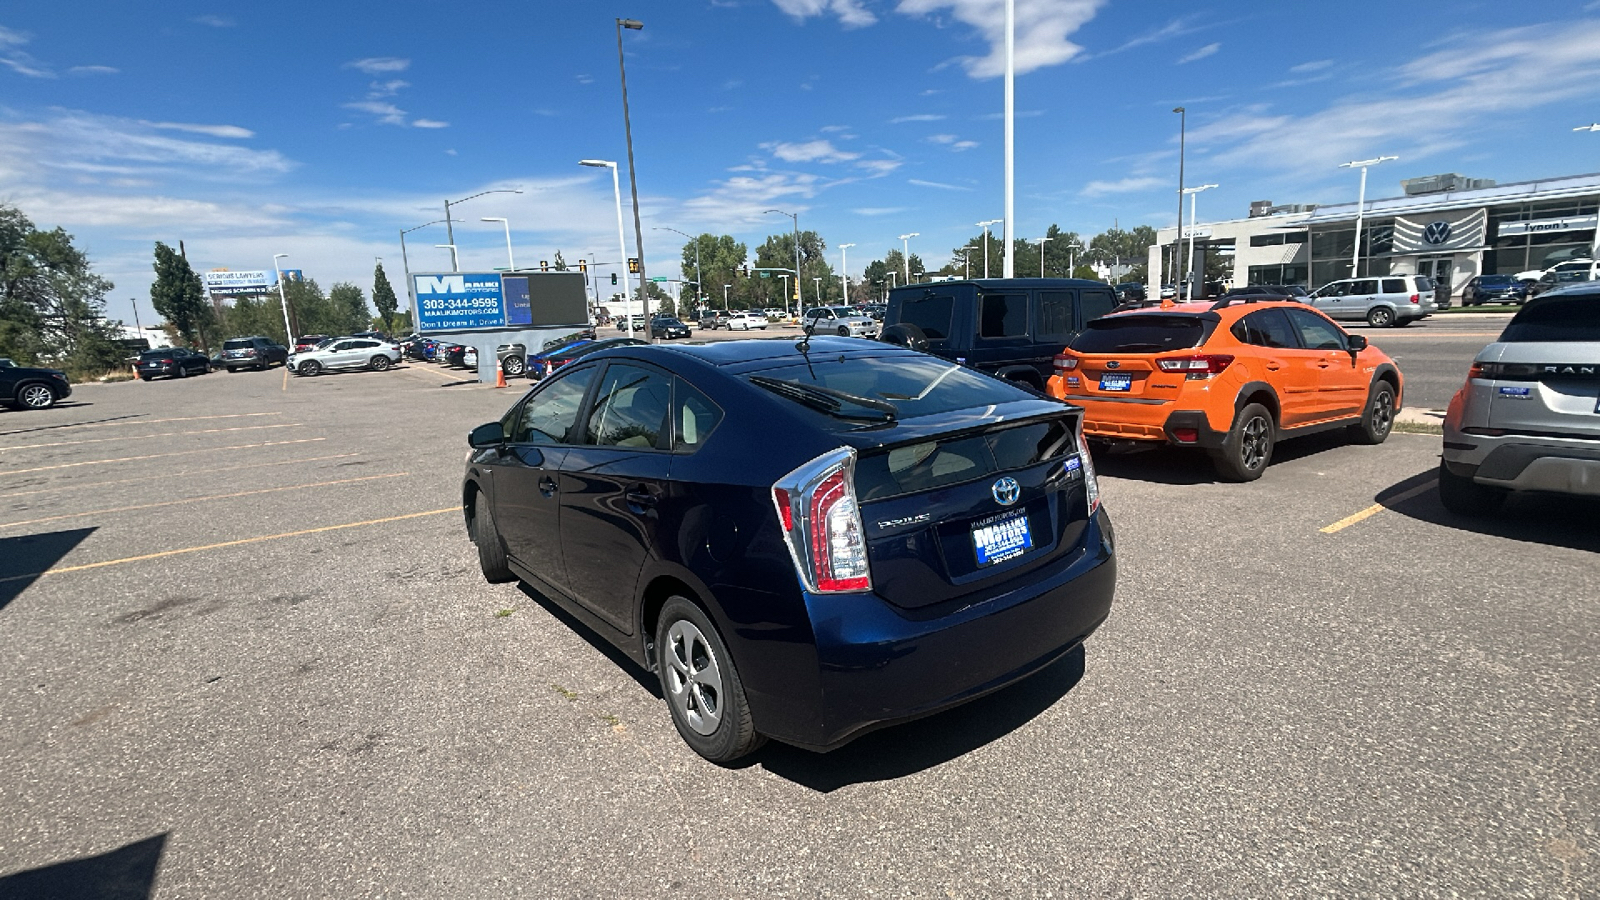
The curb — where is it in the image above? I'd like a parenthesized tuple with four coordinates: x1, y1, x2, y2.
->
(1397, 406, 1445, 426)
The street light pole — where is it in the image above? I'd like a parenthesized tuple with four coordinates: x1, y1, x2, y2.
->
(764, 209, 801, 315)
(1002, 0, 1015, 279)
(435, 244, 459, 270)
(272, 253, 293, 343)
(656, 226, 702, 306)
(1181, 184, 1219, 292)
(977, 219, 1001, 278)
(1340, 156, 1397, 278)
(839, 243, 854, 302)
(481, 217, 514, 270)
(1173, 107, 1186, 289)
(443, 188, 522, 272)
(1582, 126, 1600, 255)
(399, 219, 445, 332)
(899, 232, 919, 282)
(580, 159, 633, 338)
(1038, 236, 1052, 277)
(723, 284, 730, 310)
(812, 276, 822, 306)
(615, 18, 648, 325)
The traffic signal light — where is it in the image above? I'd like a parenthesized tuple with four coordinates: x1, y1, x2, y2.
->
(741, 265, 750, 278)
(627, 257, 641, 274)
(578, 260, 587, 274)
(611, 272, 618, 285)
(540, 260, 549, 272)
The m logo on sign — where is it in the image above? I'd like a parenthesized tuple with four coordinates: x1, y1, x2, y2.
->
(417, 275, 467, 294)
(1423, 221, 1452, 245)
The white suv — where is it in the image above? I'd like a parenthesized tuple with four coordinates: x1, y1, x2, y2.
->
(1439, 283, 1600, 514)
(803, 306, 877, 337)
(288, 337, 400, 376)
(726, 311, 769, 331)
(1307, 275, 1436, 327)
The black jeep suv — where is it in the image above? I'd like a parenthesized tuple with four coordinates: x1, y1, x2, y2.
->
(879, 278, 1119, 391)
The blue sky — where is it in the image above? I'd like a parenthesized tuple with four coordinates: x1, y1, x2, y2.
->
(4, 1, 1600, 325)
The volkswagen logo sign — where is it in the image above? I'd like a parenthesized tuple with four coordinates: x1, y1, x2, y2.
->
(992, 476, 1021, 507)
(1105, 360, 1121, 369)
(1423, 220, 1452, 245)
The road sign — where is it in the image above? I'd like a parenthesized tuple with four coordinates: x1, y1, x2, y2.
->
(650, 276, 668, 282)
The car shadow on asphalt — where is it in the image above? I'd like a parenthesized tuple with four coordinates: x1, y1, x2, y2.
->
(0, 527, 96, 612)
(753, 645, 1086, 792)
(514, 582, 663, 699)
(0, 412, 143, 437)
(0, 832, 166, 900)
(1378, 470, 1600, 552)
(1094, 429, 1356, 485)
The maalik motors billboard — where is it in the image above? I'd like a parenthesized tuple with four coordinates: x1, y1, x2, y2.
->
(411, 271, 587, 332)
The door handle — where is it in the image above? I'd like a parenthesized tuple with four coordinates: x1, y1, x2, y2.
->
(1265, 359, 1283, 371)
(538, 476, 557, 497)
(1316, 361, 1333, 369)
(625, 486, 658, 510)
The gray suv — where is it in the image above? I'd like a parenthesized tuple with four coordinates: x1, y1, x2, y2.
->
(1308, 275, 1436, 327)
(1439, 283, 1600, 514)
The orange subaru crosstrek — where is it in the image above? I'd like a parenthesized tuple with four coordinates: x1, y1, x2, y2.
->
(1047, 297, 1403, 480)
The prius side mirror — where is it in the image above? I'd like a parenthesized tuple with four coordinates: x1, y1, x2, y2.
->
(468, 421, 505, 449)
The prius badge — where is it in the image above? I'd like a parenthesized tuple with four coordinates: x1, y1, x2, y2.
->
(992, 476, 1021, 506)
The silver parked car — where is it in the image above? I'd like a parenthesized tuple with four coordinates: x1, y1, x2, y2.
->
(1439, 283, 1600, 514)
(802, 305, 876, 337)
(1307, 275, 1436, 327)
(287, 337, 401, 376)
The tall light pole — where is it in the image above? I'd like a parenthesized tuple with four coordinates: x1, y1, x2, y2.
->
(765, 208, 801, 315)
(1038, 236, 1052, 277)
(580, 159, 633, 338)
(1066, 241, 1083, 278)
(723, 284, 730, 310)
(444, 188, 522, 272)
(481, 217, 514, 270)
(1002, 0, 1015, 278)
(899, 232, 919, 282)
(435, 244, 459, 270)
(1576, 126, 1599, 256)
(812, 276, 822, 306)
(839, 242, 855, 301)
(399, 218, 446, 330)
(656, 226, 701, 306)
(272, 253, 293, 343)
(1340, 156, 1397, 278)
(977, 219, 1001, 278)
(1172, 107, 1186, 289)
(1181, 184, 1218, 292)
(614, 17, 649, 324)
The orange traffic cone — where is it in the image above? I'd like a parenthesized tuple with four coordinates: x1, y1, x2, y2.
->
(495, 362, 506, 389)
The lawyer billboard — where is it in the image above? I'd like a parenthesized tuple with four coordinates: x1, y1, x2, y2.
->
(203, 270, 271, 295)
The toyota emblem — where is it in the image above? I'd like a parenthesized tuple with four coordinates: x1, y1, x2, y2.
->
(992, 476, 1021, 506)
(1423, 221, 1452, 244)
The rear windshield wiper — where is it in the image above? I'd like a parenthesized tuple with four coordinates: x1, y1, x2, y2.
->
(749, 375, 898, 423)
(1111, 342, 1166, 351)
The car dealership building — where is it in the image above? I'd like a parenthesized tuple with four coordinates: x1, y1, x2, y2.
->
(1149, 171, 1600, 301)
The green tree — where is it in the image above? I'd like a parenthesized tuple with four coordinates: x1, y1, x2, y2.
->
(372, 262, 400, 333)
(0, 204, 124, 371)
(680, 233, 748, 308)
(328, 282, 370, 335)
(150, 241, 215, 350)
(553, 250, 569, 272)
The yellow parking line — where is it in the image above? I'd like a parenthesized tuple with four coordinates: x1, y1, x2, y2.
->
(0, 453, 361, 498)
(1320, 480, 1438, 534)
(0, 412, 282, 435)
(1, 438, 326, 476)
(0, 423, 300, 452)
(0, 507, 457, 584)
(0, 472, 408, 528)
(282, 367, 289, 391)
(399, 364, 476, 383)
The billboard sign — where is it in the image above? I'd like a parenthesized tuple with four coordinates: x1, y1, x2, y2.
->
(412, 271, 589, 332)
(203, 270, 271, 295)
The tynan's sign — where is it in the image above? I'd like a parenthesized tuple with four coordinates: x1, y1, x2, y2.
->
(1497, 214, 1599, 237)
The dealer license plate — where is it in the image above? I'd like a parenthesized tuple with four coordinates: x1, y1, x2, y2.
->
(1099, 373, 1132, 392)
(972, 509, 1032, 566)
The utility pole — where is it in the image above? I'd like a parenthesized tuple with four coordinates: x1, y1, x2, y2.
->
(616, 18, 648, 325)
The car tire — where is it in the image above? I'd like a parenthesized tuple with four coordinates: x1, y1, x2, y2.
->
(471, 491, 517, 584)
(1367, 307, 1396, 328)
(1211, 402, 1274, 482)
(17, 383, 57, 410)
(1349, 381, 1396, 445)
(655, 596, 765, 764)
(501, 353, 528, 376)
(369, 355, 392, 371)
(177, 365, 189, 378)
(1437, 461, 1506, 517)
(299, 359, 322, 377)
(139, 375, 151, 382)
(837, 325, 850, 337)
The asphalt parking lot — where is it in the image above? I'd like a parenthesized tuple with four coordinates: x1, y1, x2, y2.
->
(1, 350, 1594, 898)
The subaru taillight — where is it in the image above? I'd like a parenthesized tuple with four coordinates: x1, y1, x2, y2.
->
(1053, 352, 1078, 373)
(1075, 424, 1101, 515)
(1157, 354, 1234, 379)
(772, 447, 871, 594)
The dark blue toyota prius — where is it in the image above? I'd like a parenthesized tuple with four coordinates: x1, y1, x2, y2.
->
(462, 337, 1116, 762)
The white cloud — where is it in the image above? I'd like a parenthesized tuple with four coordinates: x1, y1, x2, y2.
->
(819, 124, 851, 133)
(854, 207, 908, 216)
(1080, 176, 1165, 197)
(0, 111, 291, 183)
(763, 139, 860, 163)
(951, 140, 978, 151)
(891, 113, 946, 123)
(367, 79, 409, 98)
(193, 15, 235, 27)
(1177, 42, 1219, 64)
(770, 0, 877, 27)
(0, 26, 53, 78)
(68, 65, 118, 76)
(343, 101, 408, 126)
(926, 134, 957, 144)
(345, 57, 410, 75)
(1290, 59, 1333, 73)
(855, 159, 902, 175)
(411, 119, 449, 129)
(897, 0, 1105, 77)
(908, 178, 973, 191)
(681, 172, 822, 226)
(1089, 15, 1205, 60)
(144, 121, 254, 139)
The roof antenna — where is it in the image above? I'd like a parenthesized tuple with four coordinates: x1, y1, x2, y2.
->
(795, 321, 817, 379)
